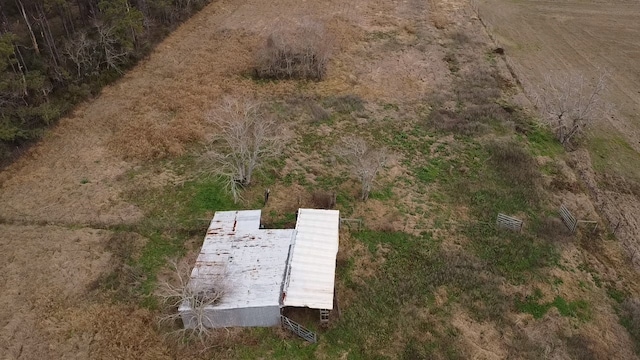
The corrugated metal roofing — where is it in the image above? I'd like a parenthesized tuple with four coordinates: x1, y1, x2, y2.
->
(282, 208, 340, 309)
(188, 210, 294, 310)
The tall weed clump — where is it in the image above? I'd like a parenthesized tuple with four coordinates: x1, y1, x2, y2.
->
(254, 21, 331, 81)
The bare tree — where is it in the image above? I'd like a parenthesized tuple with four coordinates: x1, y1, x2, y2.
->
(156, 259, 228, 345)
(335, 137, 389, 201)
(64, 31, 97, 78)
(534, 71, 609, 147)
(205, 97, 284, 203)
(95, 22, 129, 73)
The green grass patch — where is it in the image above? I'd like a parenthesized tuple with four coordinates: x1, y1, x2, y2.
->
(463, 223, 559, 284)
(416, 158, 450, 184)
(335, 191, 355, 216)
(368, 183, 394, 200)
(525, 124, 564, 157)
(116, 176, 240, 298)
(354, 229, 418, 253)
(321, 230, 509, 359)
(617, 299, 640, 356)
(587, 133, 640, 183)
(315, 173, 349, 190)
(382, 125, 433, 156)
(411, 139, 541, 218)
(282, 169, 310, 187)
(322, 94, 365, 114)
(299, 132, 325, 152)
(608, 286, 627, 304)
(516, 289, 590, 320)
(128, 176, 237, 231)
(468, 188, 534, 220)
(264, 211, 297, 229)
(233, 328, 319, 359)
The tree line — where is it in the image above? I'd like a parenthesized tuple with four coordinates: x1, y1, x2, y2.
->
(0, 0, 210, 162)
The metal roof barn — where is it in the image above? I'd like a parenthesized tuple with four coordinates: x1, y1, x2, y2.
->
(283, 209, 340, 309)
(179, 210, 294, 328)
(179, 208, 340, 329)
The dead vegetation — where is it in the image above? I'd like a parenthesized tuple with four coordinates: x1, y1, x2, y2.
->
(204, 97, 285, 202)
(426, 65, 511, 136)
(311, 190, 337, 209)
(487, 139, 539, 187)
(620, 299, 640, 350)
(306, 101, 331, 123)
(156, 259, 228, 345)
(254, 21, 331, 81)
(110, 117, 203, 160)
(93, 232, 148, 301)
(533, 71, 609, 148)
(335, 136, 390, 201)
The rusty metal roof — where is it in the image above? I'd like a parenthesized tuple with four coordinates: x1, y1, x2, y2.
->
(189, 210, 294, 310)
(187, 208, 340, 312)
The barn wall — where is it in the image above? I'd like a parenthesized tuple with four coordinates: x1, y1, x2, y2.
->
(180, 305, 281, 328)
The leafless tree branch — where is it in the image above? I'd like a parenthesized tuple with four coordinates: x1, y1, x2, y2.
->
(156, 258, 228, 346)
(533, 70, 610, 148)
(95, 22, 129, 73)
(204, 97, 285, 203)
(64, 31, 98, 78)
(335, 136, 389, 201)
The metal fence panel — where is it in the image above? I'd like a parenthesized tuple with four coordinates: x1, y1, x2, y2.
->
(496, 213, 523, 232)
(559, 204, 577, 233)
(281, 315, 317, 343)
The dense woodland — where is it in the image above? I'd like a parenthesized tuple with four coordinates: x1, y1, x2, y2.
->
(0, 0, 210, 162)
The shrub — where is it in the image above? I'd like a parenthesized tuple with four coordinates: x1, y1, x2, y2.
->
(620, 298, 640, 349)
(426, 66, 510, 136)
(427, 108, 489, 136)
(307, 102, 331, 123)
(486, 140, 539, 187)
(311, 190, 337, 209)
(254, 21, 331, 81)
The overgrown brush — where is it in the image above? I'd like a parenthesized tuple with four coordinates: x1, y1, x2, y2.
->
(620, 298, 640, 351)
(426, 65, 510, 136)
(486, 139, 539, 188)
(311, 190, 337, 209)
(254, 21, 331, 81)
(157, 258, 229, 345)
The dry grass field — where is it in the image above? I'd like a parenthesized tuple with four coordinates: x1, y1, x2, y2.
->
(1, 0, 640, 358)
